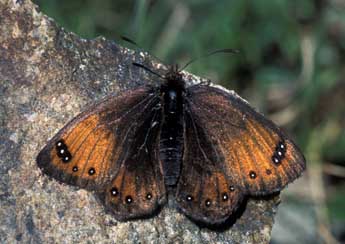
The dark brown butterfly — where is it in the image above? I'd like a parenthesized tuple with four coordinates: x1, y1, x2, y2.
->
(37, 63, 306, 225)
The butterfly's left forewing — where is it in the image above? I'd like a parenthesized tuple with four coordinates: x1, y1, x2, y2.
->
(37, 86, 167, 220)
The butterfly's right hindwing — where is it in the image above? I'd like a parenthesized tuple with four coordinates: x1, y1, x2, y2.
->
(175, 109, 244, 224)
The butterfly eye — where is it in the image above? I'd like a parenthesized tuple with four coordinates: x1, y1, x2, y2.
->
(125, 196, 133, 204)
(249, 171, 257, 179)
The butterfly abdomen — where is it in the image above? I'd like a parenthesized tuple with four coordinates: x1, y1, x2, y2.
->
(159, 86, 184, 186)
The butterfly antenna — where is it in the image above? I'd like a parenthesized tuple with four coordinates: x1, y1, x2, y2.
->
(133, 62, 165, 79)
(179, 48, 240, 72)
(122, 36, 168, 68)
(121, 36, 140, 48)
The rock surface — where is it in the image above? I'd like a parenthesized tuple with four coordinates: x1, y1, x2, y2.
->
(0, 0, 279, 243)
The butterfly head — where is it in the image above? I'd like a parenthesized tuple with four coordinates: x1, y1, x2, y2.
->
(133, 62, 185, 91)
(163, 64, 185, 93)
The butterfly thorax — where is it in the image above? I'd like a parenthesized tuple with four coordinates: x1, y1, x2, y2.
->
(159, 65, 185, 186)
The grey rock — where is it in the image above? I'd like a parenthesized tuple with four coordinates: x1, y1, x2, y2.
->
(0, 0, 279, 243)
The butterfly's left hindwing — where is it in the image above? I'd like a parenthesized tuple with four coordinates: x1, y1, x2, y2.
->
(37, 87, 167, 220)
(97, 95, 167, 220)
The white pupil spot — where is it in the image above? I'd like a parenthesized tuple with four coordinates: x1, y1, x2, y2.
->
(60, 149, 65, 154)
(278, 151, 282, 156)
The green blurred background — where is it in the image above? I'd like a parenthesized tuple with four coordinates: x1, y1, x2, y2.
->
(33, 0, 345, 243)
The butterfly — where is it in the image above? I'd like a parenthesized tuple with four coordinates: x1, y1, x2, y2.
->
(37, 62, 306, 225)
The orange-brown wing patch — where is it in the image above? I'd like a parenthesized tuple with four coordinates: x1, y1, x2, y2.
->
(41, 114, 117, 189)
(38, 86, 167, 221)
(37, 87, 158, 191)
(186, 85, 306, 196)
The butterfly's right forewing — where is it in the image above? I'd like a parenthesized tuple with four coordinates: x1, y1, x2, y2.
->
(184, 85, 306, 196)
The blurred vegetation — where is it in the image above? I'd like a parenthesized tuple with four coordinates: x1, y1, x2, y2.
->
(34, 0, 345, 243)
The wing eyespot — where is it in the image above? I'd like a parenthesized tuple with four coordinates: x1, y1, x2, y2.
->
(146, 193, 152, 200)
(88, 168, 96, 175)
(72, 166, 78, 172)
(186, 195, 194, 202)
(272, 155, 281, 165)
(62, 153, 72, 163)
(56, 139, 66, 149)
(110, 187, 118, 197)
(229, 185, 235, 192)
(57, 148, 66, 157)
(249, 171, 257, 179)
(125, 196, 133, 204)
(272, 140, 287, 165)
(205, 199, 212, 207)
(55, 139, 72, 163)
(222, 193, 229, 201)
